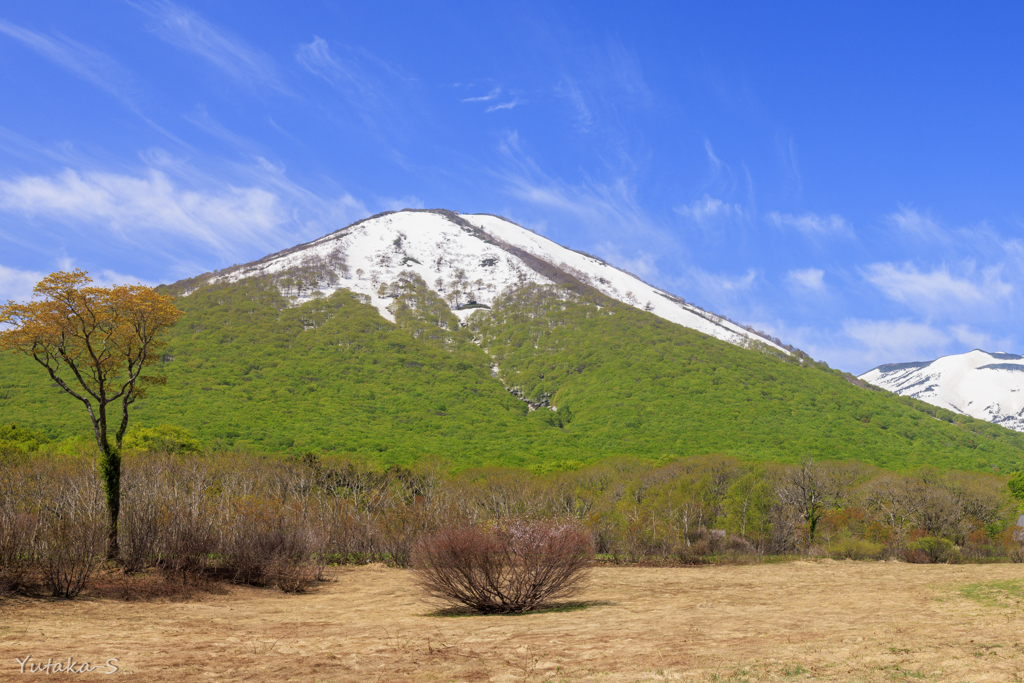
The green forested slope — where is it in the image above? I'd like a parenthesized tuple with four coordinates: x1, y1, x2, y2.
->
(471, 285, 1024, 471)
(2, 277, 1023, 472)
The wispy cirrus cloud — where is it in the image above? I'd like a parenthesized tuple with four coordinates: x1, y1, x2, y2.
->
(703, 139, 724, 175)
(459, 85, 519, 113)
(501, 165, 649, 240)
(675, 194, 744, 227)
(296, 36, 358, 87)
(689, 267, 758, 294)
(486, 100, 519, 113)
(862, 261, 1012, 311)
(0, 19, 142, 111)
(786, 267, 825, 292)
(495, 129, 673, 274)
(768, 210, 852, 237)
(0, 19, 192, 146)
(136, 0, 286, 93)
(296, 36, 412, 131)
(607, 37, 653, 108)
(554, 77, 594, 132)
(462, 87, 501, 103)
(593, 242, 658, 279)
(887, 205, 943, 240)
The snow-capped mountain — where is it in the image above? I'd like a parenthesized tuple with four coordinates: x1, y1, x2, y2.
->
(860, 349, 1024, 432)
(207, 209, 787, 353)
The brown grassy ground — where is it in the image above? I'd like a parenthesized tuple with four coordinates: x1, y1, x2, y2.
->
(3, 560, 1024, 681)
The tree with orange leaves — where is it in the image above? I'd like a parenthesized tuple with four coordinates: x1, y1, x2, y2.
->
(0, 270, 183, 559)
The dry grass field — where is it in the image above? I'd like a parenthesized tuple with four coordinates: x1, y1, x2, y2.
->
(3, 560, 1024, 682)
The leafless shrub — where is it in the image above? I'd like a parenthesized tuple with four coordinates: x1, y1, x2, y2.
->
(413, 519, 594, 613)
(1007, 539, 1024, 564)
(38, 485, 105, 599)
(155, 476, 217, 580)
(374, 498, 450, 568)
(119, 458, 173, 573)
(0, 462, 38, 594)
(307, 495, 371, 565)
(901, 548, 931, 564)
(218, 500, 319, 592)
(0, 511, 37, 594)
(269, 556, 318, 593)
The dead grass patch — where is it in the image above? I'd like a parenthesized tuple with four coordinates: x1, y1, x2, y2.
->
(5, 562, 1024, 681)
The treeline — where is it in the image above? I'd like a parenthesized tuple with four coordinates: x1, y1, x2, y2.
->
(1, 451, 1020, 600)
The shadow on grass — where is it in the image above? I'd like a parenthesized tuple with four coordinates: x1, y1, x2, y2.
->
(425, 600, 613, 618)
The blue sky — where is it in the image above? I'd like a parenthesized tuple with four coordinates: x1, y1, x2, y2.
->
(1, 1, 1022, 374)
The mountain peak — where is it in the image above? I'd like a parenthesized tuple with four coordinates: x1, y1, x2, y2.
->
(198, 209, 788, 354)
(860, 348, 1024, 431)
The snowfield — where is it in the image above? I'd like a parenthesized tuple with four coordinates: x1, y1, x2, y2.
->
(860, 349, 1024, 432)
(212, 209, 787, 352)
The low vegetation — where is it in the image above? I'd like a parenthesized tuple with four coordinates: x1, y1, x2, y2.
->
(1, 450, 1020, 603)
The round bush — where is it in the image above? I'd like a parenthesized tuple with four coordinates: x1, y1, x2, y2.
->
(905, 536, 960, 564)
(413, 519, 594, 613)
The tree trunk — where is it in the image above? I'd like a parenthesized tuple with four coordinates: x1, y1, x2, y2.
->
(98, 443, 121, 560)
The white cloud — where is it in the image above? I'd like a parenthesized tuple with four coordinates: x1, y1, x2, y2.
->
(593, 242, 658, 279)
(768, 211, 852, 237)
(0, 264, 46, 305)
(0, 20, 138, 107)
(495, 129, 674, 284)
(843, 318, 948, 365)
(690, 267, 758, 294)
(296, 36, 411, 132)
(296, 36, 356, 86)
(555, 77, 593, 132)
(0, 168, 286, 257)
(786, 268, 825, 291)
(887, 205, 942, 239)
(486, 100, 519, 113)
(462, 87, 501, 103)
(675, 194, 743, 226)
(947, 324, 1004, 352)
(862, 262, 1012, 310)
(183, 104, 255, 151)
(704, 139, 723, 174)
(499, 142, 650, 235)
(139, 1, 285, 92)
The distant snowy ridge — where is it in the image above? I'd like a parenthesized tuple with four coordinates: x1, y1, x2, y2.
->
(860, 349, 1024, 432)
(205, 208, 788, 353)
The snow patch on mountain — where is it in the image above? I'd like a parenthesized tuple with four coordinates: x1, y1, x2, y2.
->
(461, 214, 785, 351)
(210, 209, 787, 352)
(860, 349, 1024, 432)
